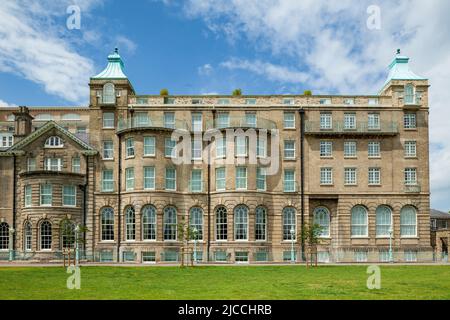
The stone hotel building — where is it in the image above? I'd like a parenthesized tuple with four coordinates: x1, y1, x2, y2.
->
(0, 49, 432, 263)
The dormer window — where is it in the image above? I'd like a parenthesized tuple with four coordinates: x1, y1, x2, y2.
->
(45, 136, 63, 148)
(103, 83, 116, 104)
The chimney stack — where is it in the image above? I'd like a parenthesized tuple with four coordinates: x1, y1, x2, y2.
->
(13, 106, 34, 142)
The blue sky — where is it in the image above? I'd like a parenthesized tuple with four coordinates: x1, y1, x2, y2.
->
(0, 0, 449, 211)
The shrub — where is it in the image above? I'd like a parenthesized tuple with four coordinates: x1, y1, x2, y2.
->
(232, 88, 242, 96)
(160, 88, 169, 96)
(303, 90, 312, 96)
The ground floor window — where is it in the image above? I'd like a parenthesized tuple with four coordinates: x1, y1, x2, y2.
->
(254, 251, 269, 262)
(162, 250, 178, 262)
(24, 222, 32, 251)
(283, 250, 297, 261)
(404, 250, 417, 262)
(0, 222, 9, 250)
(40, 220, 52, 250)
(354, 250, 368, 262)
(235, 251, 249, 263)
(214, 251, 227, 262)
(317, 251, 330, 263)
(142, 251, 156, 263)
(123, 251, 135, 262)
(379, 250, 390, 262)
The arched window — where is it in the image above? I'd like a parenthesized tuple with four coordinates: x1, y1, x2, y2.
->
(351, 206, 368, 237)
(142, 205, 156, 241)
(400, 206, 417, 237)
(125, 207, 135, 241)
(234, 205, 248, 241)
(215, 206, 227, 241)
(282, 207, 296, 240)
(163, 206, 177, 241)
(24, 221, 32, 251)
(60, 220, 76, 249)
(44, 136, 63, 148)
(255, 206, 267, 241)
(404, 84, 415, 104)
(0, 222, 9, 250)
(103, 83, 116, 104)
(313, 207, 330, 237)
(189, 207, 203, 240)
(101, 207, 114, 241)
(376, 205, 392, 237)
(40, 220, 52, 250)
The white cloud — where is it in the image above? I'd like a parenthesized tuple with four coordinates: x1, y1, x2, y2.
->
(0, 0, 103, 104)
(198, 63, 213, 76)
(221, 58, 308, 83)
(0, 99, 16, 107)
(116, 35, 138, 55)
(170, 0, 450, 210)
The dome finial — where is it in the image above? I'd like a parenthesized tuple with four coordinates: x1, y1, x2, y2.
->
(114, 47, 119, 54)
(396, 48, 401, 55)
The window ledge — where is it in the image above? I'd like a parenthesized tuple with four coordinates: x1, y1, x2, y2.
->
(368, 156, 381, 159)
(143, 155, 156, 158)
(351, 237, 369, 239)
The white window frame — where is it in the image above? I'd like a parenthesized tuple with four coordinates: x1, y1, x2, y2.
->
(344, 113, 356, 130)
(344, 167, 357, 185)
(215, 167, 226, 191)
(320, 113, 332, 129)
(102, 170, 114, 192)
(72, 157, 80, 173)
(143, 136, 156, 157)
(102, 112, 115, 128)
(144, 166, 155, 190)
(404, 168, 417, 185)
(44, 158, 62, 172)
(190, 169, 203, 192)
(368, 141, 381, 158)
(283, 112, 295, 129)
(256, 167, 267, 191)
(24, 185, 32, 207)
(44, 136, 63, 148)
(404, 141, 417, 158)
(125, 167, 135, 191)
(191, 112, 203, 132)
(165, 167, 177, 191)
(284, 140, 296, 159)
(320, 141, 333, 157)
(40, 184, 52, 207)
(284, 169, 296, 192)
(235, 136, 248, 157)
(103, 140, 114, 160)
(164, 112, 175, 129)
(404, 113, 417, 129)
(368, 167, 381, 185)
(165, 138, 176, 158)
(368, 113, 380, 130)
(125, 138, 135, 158)
(320, 168, 333, 185)
(344, 141, 357, 158)
(235, 167, 247, 190)
(62, 185, 76, 207)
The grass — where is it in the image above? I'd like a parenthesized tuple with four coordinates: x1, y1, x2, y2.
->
(0, 265, 449, 300)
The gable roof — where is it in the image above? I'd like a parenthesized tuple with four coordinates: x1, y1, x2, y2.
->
(8, 121, 97, 155)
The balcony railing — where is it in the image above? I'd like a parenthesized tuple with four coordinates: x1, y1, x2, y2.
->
(206, 116, 277, 131)
(403, 93, 422, 107)
(117, 117, 189, 133)
(305, 121, 398, 136)
(404, 184, 421, 193)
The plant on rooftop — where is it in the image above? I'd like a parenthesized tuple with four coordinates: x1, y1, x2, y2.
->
(232, 88, 242, 96)
(303, 90, 312, 96)
(160, 88, 169, 96)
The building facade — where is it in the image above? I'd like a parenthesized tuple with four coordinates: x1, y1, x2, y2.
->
(0, 49, 432, 263)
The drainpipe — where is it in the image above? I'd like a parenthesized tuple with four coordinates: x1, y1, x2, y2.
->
(117, 134, 122, 263)
(207, 110, 216, 261)
(82, 155, 89, 255)
(12, 154, 17, 256)
(299, 109, 306, 262)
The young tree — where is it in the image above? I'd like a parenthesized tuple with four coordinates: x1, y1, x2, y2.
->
(177, 217, 196, 267)
(303, 90, 312, 96)
(301, 223, 324, 267)
(160, 88, 169, 96)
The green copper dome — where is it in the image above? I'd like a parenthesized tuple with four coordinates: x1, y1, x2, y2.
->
(91, 48, 127, 79)
(382, 49, 426, 87)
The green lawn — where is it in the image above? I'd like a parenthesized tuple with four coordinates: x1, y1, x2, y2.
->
(0, 265, 449, 300)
